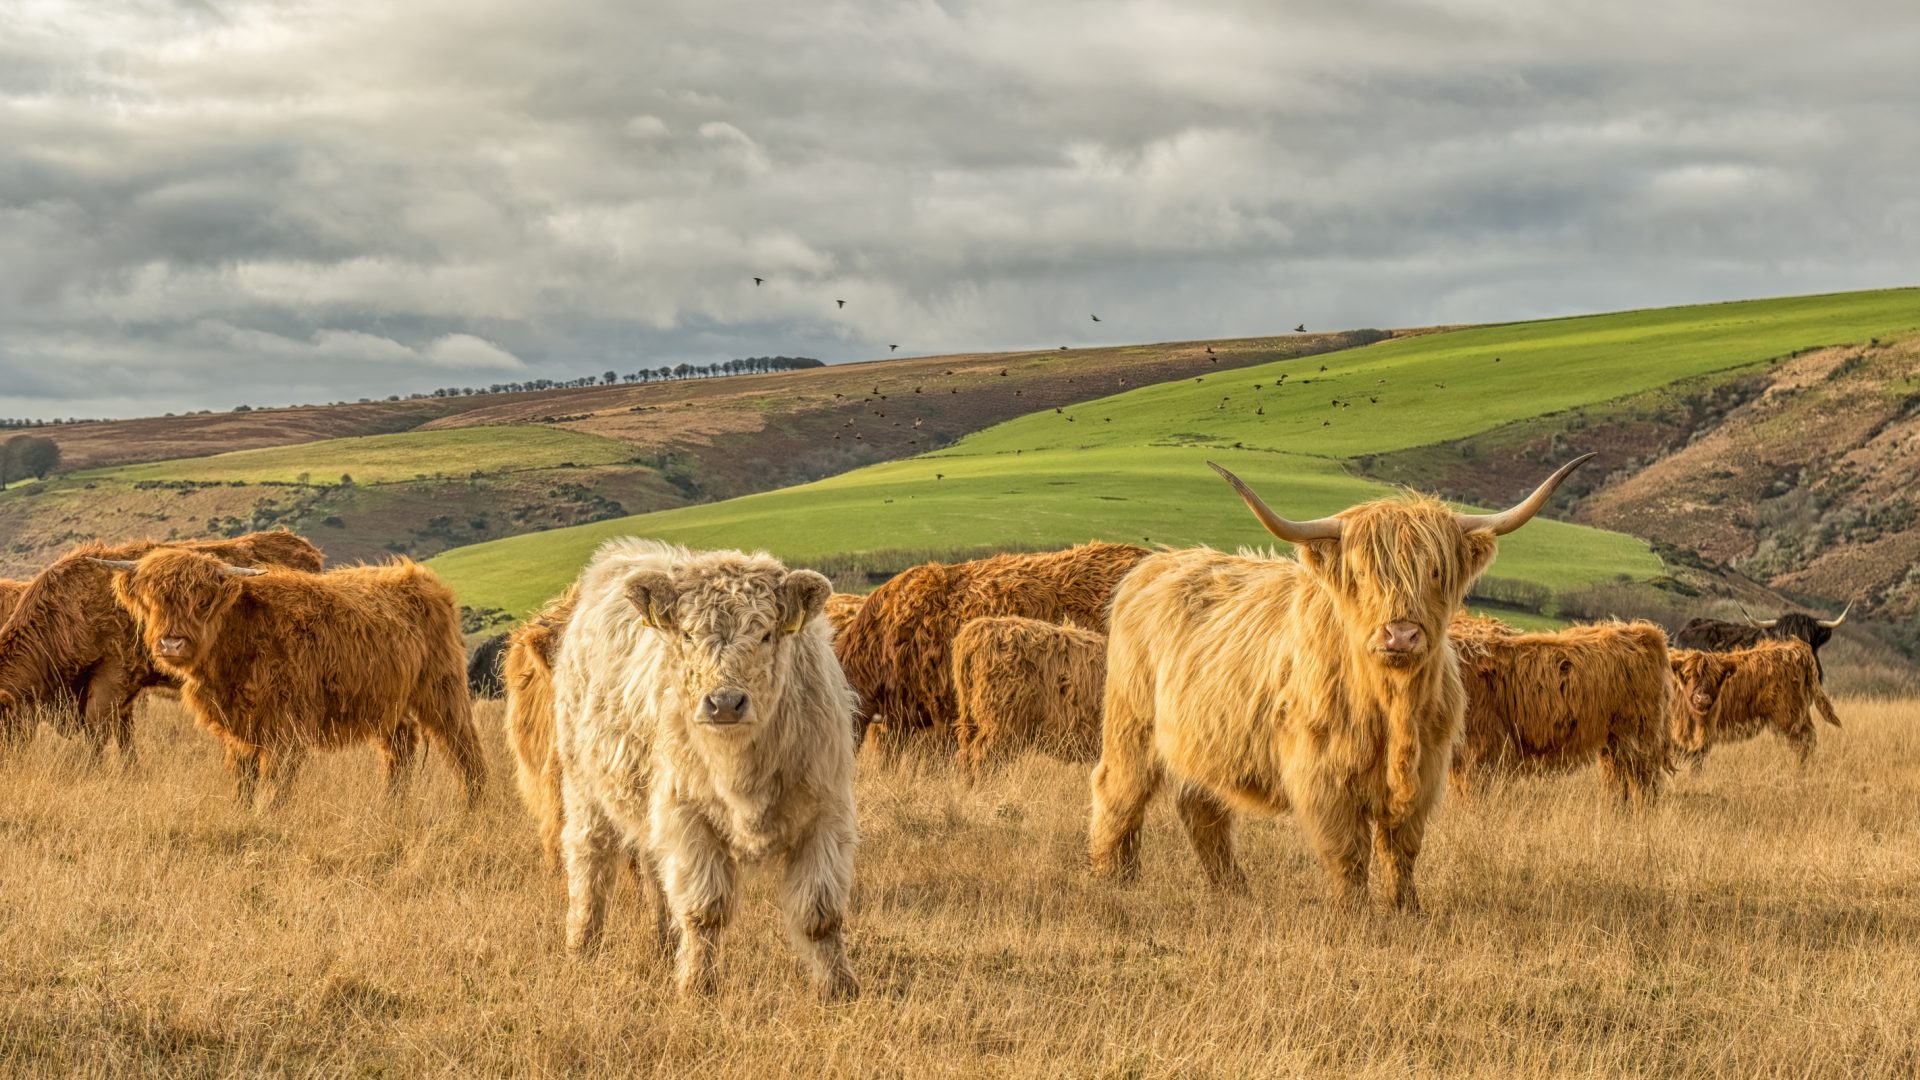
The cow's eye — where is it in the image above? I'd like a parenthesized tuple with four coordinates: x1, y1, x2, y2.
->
(761, 630, 773, 644)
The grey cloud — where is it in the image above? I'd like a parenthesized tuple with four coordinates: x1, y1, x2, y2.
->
(2, 0, 1917, 418)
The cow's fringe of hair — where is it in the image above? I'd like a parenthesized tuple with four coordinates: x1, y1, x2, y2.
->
(1324, 496, 1495, 820)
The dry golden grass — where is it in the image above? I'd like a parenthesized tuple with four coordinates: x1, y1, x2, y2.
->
(3, 696, 1917, 1077)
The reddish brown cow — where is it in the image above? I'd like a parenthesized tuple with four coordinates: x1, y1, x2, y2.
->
(823, 592, 864, 637)
(100, 549, 485, 808)
(951, 616, 1107, 779)
(0, 532, 323, 759)
(835, 542, 1149, 755)
(0, 580, 24, 627)
(503, 587, 578, 868)
(1668, 640, 1840, 769)
(1449, 615, 1673, 806)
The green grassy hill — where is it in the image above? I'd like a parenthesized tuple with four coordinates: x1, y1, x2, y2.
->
(84, 426, 638, 485)
(430, 287, 1920, 617)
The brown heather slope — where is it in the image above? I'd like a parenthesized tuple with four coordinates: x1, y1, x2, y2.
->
(414, 331, 1389, 497)
(0, 331, 1382, 579)
(23, 399, 479, 472)
(1363, 332, 1920, 670)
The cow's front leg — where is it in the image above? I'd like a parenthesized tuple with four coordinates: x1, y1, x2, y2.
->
(1372, 742, 1448, 912)
(780, 820, 858, 1002)
(654, 799, 736, 997)
(560, 784, 623, 956)
(379, 722, 419, 800)
(226, 744, 262, 809)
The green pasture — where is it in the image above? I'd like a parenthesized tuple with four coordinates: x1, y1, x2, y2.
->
(949, 287, 1920, 460)
(83, 426, 635, 485)
(428, 445, 1660, 617)
(420, 288, 1918, 615)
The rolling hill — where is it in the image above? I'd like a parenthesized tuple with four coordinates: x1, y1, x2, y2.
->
(0, 331, 1376, 574)
(429, 289, 1920, 623)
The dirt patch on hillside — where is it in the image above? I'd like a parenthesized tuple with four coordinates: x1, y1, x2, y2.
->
(1365, 334, 1920, 627)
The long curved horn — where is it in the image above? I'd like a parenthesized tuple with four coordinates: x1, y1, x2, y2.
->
(86, 558, 140, 572)
(217, 564, 267, 578)
(1817, 600, 1852, 629)
(1207, 462, 1342, 544)
(1453, 453, 1596, 536)
(1736, 601, 1780, 629)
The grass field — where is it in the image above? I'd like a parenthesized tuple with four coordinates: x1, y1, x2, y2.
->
(2, 695, 1915, 1076)
(430, 446, 1662, 616)
(430, 288, 1919, 615)
(82, 426, 638, 486)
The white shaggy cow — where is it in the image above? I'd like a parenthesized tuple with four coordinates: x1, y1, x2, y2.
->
(550, 538, 860, 1000)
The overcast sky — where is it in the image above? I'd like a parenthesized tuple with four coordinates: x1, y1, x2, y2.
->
(3, 0, 1917, 419)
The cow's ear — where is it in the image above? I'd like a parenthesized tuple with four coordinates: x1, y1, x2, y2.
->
(625, 570, 679, 630)
(1294, 538, 1339, 574)
(1459, 530, 1498, 580)
(777, 570, 833, 634)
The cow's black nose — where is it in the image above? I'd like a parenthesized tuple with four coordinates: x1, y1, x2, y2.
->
(701, 688, 749, 721)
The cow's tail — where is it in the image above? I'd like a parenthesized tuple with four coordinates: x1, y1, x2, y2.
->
(1810, 674, 1841, 728)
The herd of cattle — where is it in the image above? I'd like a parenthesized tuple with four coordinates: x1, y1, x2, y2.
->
(0, 454, 1858, 998)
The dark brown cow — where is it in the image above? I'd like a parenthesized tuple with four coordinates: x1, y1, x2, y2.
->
(0, 532, 323, 759)
(1673, 602, 1848, 680)
(100, 549, 485, 808)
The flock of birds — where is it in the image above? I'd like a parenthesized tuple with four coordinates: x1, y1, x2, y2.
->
(749, 273, 1310, 360)
(740, 275, 1496, 449)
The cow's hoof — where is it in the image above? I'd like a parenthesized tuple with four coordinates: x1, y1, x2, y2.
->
(822, 971, 860, 1003)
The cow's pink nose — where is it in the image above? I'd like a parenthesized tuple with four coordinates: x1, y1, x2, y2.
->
(1379, 622, 1424, 652)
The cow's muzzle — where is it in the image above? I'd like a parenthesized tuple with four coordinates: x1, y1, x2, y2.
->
(1372, 621, 1426, 660)
(699, 688, 751, 726)
(1688, 690, 1716, 716)
(156, 637, 191, 660)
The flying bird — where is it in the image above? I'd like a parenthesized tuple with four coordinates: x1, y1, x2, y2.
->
(836, 299, 847, 309)
(1090, 314, 1101, 322)
(1205, 346, 1214, 355)
(753, 277, 764, 286)
(1295, 323, 1306, 332)
(889, 344, 899, 352)
(1318, 365, 1327, 372)
(1059, 346, 1068, 351)
(936, 473, 944, 481)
